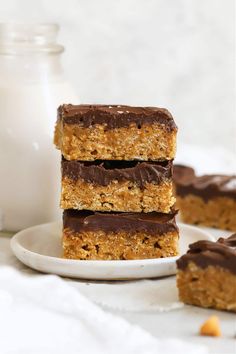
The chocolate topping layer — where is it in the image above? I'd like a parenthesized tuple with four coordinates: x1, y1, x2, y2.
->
(57, 104, 177, 131)
(62, 159, 173, 188)
(63, 210, 178, 236)
(177, 234, 236, 274)
(173, 164, 195, 182)
(173, 164, 236, 201)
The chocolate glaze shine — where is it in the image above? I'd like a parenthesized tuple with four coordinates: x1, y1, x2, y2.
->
(57, 104, 177, 131)
(63, 210, 179, 236)
(218, 234, 236, 247)
(177, 234, 236, 274)
(62, 159, 173, 188)
(173, 164, 236, 201)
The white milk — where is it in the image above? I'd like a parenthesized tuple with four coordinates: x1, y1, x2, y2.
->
(0, 24, 78, 231)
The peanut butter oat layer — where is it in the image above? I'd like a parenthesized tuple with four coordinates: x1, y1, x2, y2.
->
(176, 234, 236, 312)
(63, 210, 179, 260)
(54, 104, 177, 161)
(173, 165, 236, 231)
(61, 159, 175, 213)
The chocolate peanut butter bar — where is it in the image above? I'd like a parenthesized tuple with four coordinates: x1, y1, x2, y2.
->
(61, 159, 175, 213)
(173, 165, 236, 231)
(176, 234, 236, 312)
(63, 210, 179, 260)
(54, 104, 177, 161)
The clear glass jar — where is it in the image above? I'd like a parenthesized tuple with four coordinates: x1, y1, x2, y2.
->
(0, 23, 78, 231)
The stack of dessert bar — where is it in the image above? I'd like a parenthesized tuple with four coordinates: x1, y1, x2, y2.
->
(54, 104, 179, 260)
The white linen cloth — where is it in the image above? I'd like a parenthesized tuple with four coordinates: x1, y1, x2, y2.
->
(69, 276, 184, 312)
(0, 266, 207, 354)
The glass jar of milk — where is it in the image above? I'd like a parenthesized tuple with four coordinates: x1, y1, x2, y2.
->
(0, 23, 78, 231)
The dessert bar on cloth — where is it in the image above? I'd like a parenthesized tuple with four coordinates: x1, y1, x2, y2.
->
(177, 234, 236, 312)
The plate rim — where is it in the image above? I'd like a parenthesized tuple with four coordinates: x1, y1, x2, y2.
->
(10, 221, 214, 267)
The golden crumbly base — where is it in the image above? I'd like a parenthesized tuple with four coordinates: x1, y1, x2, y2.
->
(63, 229, 179, 260)
(61, 177, 176, 213)
(176, 195, 236, 231)
(177, 262, 236, 312)
(54, 121, 177, 161)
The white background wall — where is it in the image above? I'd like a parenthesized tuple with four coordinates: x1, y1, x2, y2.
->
(0, 0, 235, 168)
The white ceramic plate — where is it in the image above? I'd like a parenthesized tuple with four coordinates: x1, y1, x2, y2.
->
(11, 222, 214, 280)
